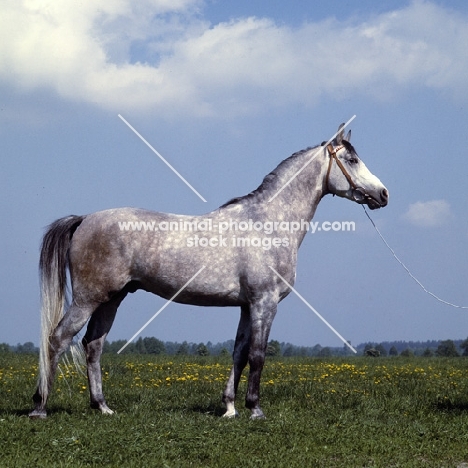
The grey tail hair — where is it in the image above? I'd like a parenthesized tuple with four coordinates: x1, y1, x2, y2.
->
(38, 215, 85, 401)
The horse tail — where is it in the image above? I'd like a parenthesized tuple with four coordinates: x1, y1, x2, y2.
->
(38, 215, 85, 400)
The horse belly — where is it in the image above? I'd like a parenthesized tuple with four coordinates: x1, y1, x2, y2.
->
(138, 264, 245, 307)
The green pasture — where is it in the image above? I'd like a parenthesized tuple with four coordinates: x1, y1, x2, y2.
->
(2, 354, 468, 467)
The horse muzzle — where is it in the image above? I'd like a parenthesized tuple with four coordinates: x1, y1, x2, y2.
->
(352, 187, 389, 210)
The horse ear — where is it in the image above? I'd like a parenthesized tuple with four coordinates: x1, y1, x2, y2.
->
(345, 130, 351, 142)
(336, 123, 345, 144)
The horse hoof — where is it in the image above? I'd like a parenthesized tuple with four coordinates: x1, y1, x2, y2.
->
(28, 409, 47, 419)
(250, 409, 266, 420)
(222, 409, 239, 418)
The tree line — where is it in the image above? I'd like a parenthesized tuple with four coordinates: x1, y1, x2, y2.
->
(360, 339, 468, 358)
(2, 337, 468, 357)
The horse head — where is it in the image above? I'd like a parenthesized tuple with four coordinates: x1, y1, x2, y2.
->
(324, 124, 389, 210)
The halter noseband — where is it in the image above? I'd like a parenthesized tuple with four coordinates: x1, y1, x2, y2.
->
(325, 143, 369, 203)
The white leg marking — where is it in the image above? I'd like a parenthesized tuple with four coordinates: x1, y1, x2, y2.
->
(222, 402, 239, 418)
(99, 405, 115, 415)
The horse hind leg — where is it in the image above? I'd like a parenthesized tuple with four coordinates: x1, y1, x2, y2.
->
(29, 302, 96, 419)
(82, 289, 127, 415)
(222, 305, 251, 418)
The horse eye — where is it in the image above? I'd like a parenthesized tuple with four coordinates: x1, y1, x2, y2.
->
(348, 157, 359, 164)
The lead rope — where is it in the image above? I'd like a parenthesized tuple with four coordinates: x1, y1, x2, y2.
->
(362, 205, 468, 309)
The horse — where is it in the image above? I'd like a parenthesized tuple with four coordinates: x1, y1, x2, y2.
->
(29, 124, 388, 419)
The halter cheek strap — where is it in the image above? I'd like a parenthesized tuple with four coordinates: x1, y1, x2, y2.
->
(326, 144, 357, 190)
(325, 143, 382, 206)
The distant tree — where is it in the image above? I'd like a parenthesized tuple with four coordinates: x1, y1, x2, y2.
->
(16, 342, 38, 354)
(422, 348, 434, 357)
(196, 343, 209, 356)
(460, 338, 468, 356)
(400, 348, 414, 358)
(389, 346, 398, 356)
(221, 340, 235, 354)
(118, 341, 136, 354)
(365, 348, 380, 357)
(343, 341, 352, 355)
(103, 340, 112, 353)
(375, 344, 387, 357)
(143, 337, 165, 355)
(176, 341, 190, 356)
(436, 340, 459, 357)
(104, 339, 135, 354)
(311, 344, 323, 356)
(162, 342, 179, 355)
(283, 345, 295, 357)
(219, 347, 230, 357)
(135, 337, 147, 354)
(266, 340, 281, 357)
(0, 343, 11, 354)
(318, 347, 331, 357)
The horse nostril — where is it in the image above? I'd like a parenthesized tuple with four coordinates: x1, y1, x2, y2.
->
(381, 188, 389, 203)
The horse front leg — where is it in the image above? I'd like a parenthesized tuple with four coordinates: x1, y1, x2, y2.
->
(222, 305, 251, 417)
(82, 291, 125, 414)
(245, 300, 277, 419)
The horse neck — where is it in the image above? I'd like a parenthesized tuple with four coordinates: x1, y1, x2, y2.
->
(267, 146, 328, 220)
(230, 146, 329, 245)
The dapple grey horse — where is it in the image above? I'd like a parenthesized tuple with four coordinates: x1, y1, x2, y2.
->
(29, 124, 388, 419)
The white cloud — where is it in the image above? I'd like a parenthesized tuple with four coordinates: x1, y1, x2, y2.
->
(1, 1, 468, 117)
(403, 199, 453, 227)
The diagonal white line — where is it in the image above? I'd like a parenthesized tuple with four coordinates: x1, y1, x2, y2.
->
(269, 266, 357, 353)
(118, 114, 207, 203)
(267, 115, 356, 203)
(362, 205, 468, 309)
(117, 266, 207, 354)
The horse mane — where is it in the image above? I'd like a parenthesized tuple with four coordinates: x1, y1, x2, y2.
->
(220, 147, 316, 208)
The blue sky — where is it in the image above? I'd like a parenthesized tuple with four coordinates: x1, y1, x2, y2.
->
(1, 0, 468, 349)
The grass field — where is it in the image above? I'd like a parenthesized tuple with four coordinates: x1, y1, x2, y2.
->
(2, 354, 468, 467)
